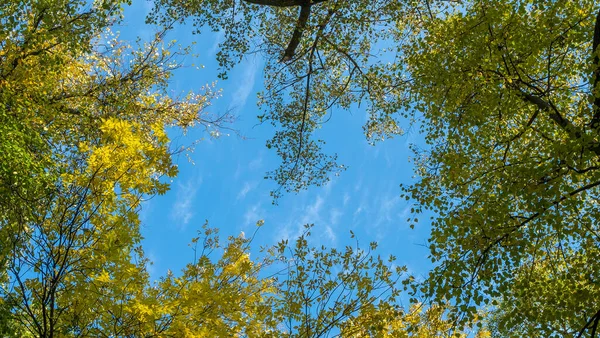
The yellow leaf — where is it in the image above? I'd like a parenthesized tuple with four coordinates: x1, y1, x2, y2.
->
(96, 270, 111, 283)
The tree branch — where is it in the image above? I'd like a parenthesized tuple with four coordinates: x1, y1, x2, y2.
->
(243, 0, 329, 62)
(518, 91, 600, 156)
(590, 9, 600, 128)
(243, 0, 306, 7)
(281, 2, 312, 62)
(520, 92, 579, 136)
(243, 0, 327, 6)
(577, 308, 600, 338)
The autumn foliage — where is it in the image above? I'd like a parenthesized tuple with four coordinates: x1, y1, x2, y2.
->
(4, 0, 599, 337)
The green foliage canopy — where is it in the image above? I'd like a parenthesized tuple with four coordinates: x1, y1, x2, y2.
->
(401, 1, 600, 336)
(0, 1, 485, 337)
(150, 0, 600, 335)
(147, 0, 425, 198)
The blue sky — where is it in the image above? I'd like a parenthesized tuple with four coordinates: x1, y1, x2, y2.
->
(118, 1, 432, 283)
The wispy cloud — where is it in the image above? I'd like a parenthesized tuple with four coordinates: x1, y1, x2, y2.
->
(329, 208, 342, 227)
(243, 203, 263, 227)
(353, 185, 369, 222)
(276, 193, 343, 245)
(343, 192, 350, 206)
(399, 204, 411, 220)
(324, 225, 336, 243)
(275, 196, 324, 243)
(233, 153, 263, 182)
(352, 186, 402, 242)
(374, 193, 399, 228)
(209, 30, 225, 57)
(300, 195, 324, 226)
(248, 154, 263, 171)
(234, 162, 242, 180)
(171, 176, 202, 228)
(236, 181, 257, 201)
(353, 205, 364, 219)
(229, 58, 259, 111)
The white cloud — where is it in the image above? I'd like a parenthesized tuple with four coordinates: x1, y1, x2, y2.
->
(349, 183, 406, 242)
(236, 181, 257, 201)
(329, 208, 342, 226)
(275, 196, 324, 243)
(243, 203, 263, 227)
(399, 204, 411, 219)
(248, 154, 263, 171)
(229, 58, 259, 111)
(343, 192, 350, 206)
(171, 176, 202, 228)
(353, 206, 363, 219)
(324, 225, 336, 243)
(209, 30, 225, 57)
(275, 194, 342, 245)
(233, 155, 263, 181)
(368, 191, 401, 242)
(234, 162, 242, 180)
(375, 194, 399, 227)
(300, 195, 324, 226)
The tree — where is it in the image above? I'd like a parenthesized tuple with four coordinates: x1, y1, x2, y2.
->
(270, 224, 405, 337)
(0, 2, 483, 337)
(151, 0, 600, 335)
(397, 0, 600, 336)
(0, 1, 225, 336)
(78, 222, 478, 337)
(147, 0, 425, 199)
(485, 244, 600, 337)
(0, 0, 126, 297)
(342, 302, 490, 338)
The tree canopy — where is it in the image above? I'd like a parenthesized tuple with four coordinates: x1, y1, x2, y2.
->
(149, 0, 600, 336)
(4, 0, 600, 336)
(0, 1, 487, 337)
(147, 0, 421, 198)
(402, 1, 600, 336)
